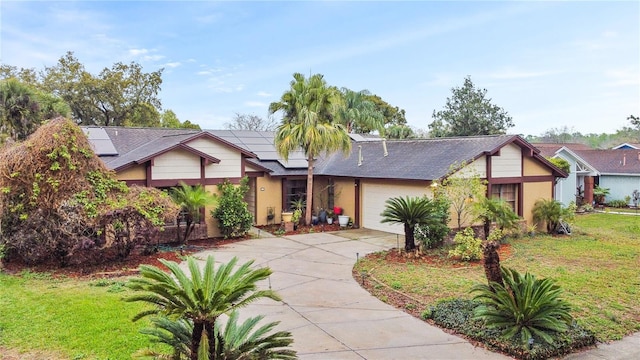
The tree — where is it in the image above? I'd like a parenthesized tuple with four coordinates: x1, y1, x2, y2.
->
(547, 157, 570, 174)
(385, 124, 415, 139)
(269, 73, 351, 225)
(337, 88, 384, 134)
(429, 76, 514, 137)
(380, 196, 436, 251)
(365, 94, 407, 128)
(224, 113, 277, 131)
(628, 115, 640, 131)
(440, 164, 487, 230)
(125, 255, 283, 360)
(161, 109, 201, 129)
(472, 267, 573, 346)
(170, 182, 217, 244)
(41, 51, 163, 126)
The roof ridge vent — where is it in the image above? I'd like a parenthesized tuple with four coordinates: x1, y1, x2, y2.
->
(358, 145, 363, 166)
(383, 138, 388, 157)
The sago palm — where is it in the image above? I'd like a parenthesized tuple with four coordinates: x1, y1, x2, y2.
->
(471, 267, 573, 346)
(269, 73, 351, 225)
(380, 196, 436, 251)
(135, 312, 296, 360)
(170, 182, 217, 243)
(125, 255, 281, 360)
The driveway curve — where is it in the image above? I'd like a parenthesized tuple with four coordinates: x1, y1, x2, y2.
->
(192, 229, 509, 359)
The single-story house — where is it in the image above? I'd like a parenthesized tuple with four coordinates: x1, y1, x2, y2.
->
(83, 126, 567, 237)
(536, 143, 640, 206)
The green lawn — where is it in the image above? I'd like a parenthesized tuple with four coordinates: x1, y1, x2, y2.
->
(355, 213, 640, 342)
(0, 272, 162, 359)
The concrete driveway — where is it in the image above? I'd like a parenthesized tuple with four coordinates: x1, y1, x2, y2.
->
(193, 229, 509, 359)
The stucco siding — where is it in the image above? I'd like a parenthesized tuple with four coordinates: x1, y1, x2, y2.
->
(491, 144, 522, 178)
(116, 164, 146, 181)
(334, 178, 356, 221)
(599, 176, 640, 204)
(523, 181, 553, 225)
(523, 156, 552, 176)
(204, 185, 222, 238)
(255, 175, 282, 225)
(152, 149, 200, 180)
(187, 137, 242, 178)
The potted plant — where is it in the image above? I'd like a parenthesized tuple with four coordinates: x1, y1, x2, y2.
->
(338, 214, 349, 227)
(291, 209, 302, 227)
(593, 185, 610, 205)
(333, 206, 343, 216)
(326, 209, 334, 224)
(281, 211, 293, 223)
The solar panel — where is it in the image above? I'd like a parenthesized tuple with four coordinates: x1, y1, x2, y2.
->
(82, 127, 118, 156)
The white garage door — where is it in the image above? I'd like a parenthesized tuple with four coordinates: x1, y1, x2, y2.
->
(361, 182, 428, 235)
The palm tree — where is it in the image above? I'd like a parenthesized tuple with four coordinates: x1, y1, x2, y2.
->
(269, 73, 351, 225)
(337, 88, 384, 134)
(125, 255, 281, 360)
(474, 197, 519, 240)
(136, 312, 296, 360)
(0, 78, 41, 141)
(532, 198, 573, 234)
(380, 196, 436, 251)
(170, 182, 217, 244)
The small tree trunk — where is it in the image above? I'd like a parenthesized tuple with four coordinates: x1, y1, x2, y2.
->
(483, 219, 491, 240)
(482, 241, 503, 290)
(305, 155, 314, 226)
(404, 224, 416, 251)
(191, 321, 204, 360)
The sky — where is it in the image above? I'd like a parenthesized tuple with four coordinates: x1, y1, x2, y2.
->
(1, 1, 638, 137)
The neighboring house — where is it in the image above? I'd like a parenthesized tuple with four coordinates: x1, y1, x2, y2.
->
(612, 143, 640, 150)
(84, 127, 566, 237)
(536, 143, 640, 206)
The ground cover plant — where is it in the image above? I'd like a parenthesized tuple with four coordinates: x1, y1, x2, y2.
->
(354, 213, 640, 356)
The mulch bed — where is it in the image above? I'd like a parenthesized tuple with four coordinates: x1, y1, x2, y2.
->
(0, 237, 248, 280)
(256, 223, 343, 236)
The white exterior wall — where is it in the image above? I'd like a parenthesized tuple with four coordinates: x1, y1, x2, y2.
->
(491, 144, 521, 178)
(188, 138, 242, 178)
(599, 175, 640, 204)
(152, 149, 200, 180)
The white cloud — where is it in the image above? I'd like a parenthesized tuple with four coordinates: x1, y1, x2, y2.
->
(129, 48, 149, 56)
(604, 68, 640, 87)
(164, 62, 181, 68)
(256, 91, 271, 97)
(142, 54, 165, 62)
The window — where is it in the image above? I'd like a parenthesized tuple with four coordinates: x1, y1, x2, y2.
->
(491, 184, 517, 212)
(284, 179, 306, 211)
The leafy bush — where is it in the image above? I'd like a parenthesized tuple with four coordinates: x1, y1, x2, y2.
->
(427, 298, 596, 360)
(607, 199, 628, 208)
(532, 199, 574, 234)
(414, 193, 450, 249)
(471, 267, 573, 346)
(448, 227, 482, 261)
(212, 177, 254, 239)
(0, 118, 178, 266)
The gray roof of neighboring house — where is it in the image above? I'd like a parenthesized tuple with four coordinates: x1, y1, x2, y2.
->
(572, 149, 640, 175)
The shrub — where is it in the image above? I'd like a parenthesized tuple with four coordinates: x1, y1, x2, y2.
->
(212, 177, 254, 239)
(607, 199, 628, 208)
(471, 267, 573, 346)
(532, 199, 574, 234)
(448, 227, 482, 261)
(428, 298, 595, 360)
(414, 193, 450, 249)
